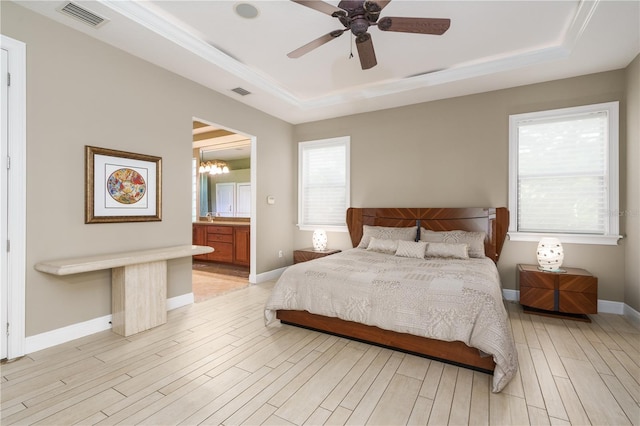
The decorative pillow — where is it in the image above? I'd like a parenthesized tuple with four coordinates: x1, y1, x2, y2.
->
(425, 242, 469, 259)
(420, 229, 486, 258)
(366, 237, 399, 254)
(357, 225, 417, 249)
(395, 240, 427, 259)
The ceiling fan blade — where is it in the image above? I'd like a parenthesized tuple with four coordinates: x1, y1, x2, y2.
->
(287, 30, 346, 58)
(356, 33, 377, 70)
(291, 0, 343, 16)
(377, 17, 450, 35)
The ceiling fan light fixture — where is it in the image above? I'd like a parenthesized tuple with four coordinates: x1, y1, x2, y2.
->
(234, 3, 259, 19)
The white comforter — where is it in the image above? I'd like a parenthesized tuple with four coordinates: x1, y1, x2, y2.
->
(264, 248, 517, 392)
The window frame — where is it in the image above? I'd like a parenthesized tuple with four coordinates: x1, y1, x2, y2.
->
(508, 101, 621, 245)
(297, 136, 350, 232)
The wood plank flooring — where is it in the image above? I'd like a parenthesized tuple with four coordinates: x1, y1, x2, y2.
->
(1, 281, 639, 425)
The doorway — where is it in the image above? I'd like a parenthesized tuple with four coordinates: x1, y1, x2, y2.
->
(191, 119, 255, 301)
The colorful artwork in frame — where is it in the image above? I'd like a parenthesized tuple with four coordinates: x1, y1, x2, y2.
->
(85, 146, 162, 223)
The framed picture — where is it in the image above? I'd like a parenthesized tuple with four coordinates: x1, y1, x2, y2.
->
(85, 146, 162, 223)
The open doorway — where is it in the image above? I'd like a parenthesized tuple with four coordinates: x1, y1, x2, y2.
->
(191, 119, 254, 302)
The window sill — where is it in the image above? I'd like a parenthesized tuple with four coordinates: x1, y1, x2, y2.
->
(297, 225, 348, 233)
(507, 232, 622, 246)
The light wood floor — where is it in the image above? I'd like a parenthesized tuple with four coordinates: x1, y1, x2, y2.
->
(1, 281, 638, 425)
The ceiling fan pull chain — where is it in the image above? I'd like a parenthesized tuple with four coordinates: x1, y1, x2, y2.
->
(349, 35, 354, 59)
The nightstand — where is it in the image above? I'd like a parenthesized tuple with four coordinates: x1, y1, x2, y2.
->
(518, 264, 598, 322)
(293, 248, 341, 264)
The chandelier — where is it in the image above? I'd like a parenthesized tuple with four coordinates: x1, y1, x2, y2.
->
(199, 160, 230, 175)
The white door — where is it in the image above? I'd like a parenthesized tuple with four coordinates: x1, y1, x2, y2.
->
(236, 183, 251, 218)
(216, 183, 235, 217)
(1, 35, 26, 360)
(1, 47, 9, 359)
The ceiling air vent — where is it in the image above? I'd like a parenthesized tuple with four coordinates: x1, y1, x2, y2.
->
(231, 87, 251, 96)
(58, 2, 109, 28)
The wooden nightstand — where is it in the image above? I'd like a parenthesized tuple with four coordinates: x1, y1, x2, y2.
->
(293, 248, 341, 264)
(518, 264, 598, 322)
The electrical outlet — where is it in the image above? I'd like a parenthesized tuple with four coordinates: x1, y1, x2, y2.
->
(278, 250, 283, 258)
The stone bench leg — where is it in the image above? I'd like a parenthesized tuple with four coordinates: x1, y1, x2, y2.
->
(111, 260, 167, 336)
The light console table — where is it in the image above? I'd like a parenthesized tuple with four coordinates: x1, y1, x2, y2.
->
(34, 245, 213, 336)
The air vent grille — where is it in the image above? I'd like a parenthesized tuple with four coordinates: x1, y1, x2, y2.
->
(58, 2, 108, 28)
(231, 87, 251, 96)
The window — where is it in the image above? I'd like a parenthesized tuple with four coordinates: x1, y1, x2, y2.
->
(298, 136, 350, 231)
(508, 102, 620, 245)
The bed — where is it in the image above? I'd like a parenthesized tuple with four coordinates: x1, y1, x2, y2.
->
(264, 207, 517, 392)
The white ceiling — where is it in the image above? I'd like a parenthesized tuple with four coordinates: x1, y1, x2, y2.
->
(15, 0, 640, 124)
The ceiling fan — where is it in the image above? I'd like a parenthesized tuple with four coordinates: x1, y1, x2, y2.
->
(288, 0, 450, 70)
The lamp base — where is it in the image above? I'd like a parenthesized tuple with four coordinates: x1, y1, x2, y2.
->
(537, 267, 567, 273)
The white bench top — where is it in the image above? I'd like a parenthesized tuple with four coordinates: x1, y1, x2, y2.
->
(34, 245, 213, 276)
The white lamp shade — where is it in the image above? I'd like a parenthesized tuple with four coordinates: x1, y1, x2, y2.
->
(536, 237, 564, 271)
(312, 229, 328, 251)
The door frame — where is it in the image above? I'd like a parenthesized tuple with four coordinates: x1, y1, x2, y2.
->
(1, 35, 27, 359)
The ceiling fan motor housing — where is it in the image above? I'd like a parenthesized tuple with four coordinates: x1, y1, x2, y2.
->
(350, 18, 370, 36)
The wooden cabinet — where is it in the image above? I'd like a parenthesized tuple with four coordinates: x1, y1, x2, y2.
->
(294, 248, 341, 264)
(192, 225, 208, 261)
(518, 264, 597, 321)
(234, 226, 250, 266)
(192, 223, 250, 267)
(207, 226, 234, 263)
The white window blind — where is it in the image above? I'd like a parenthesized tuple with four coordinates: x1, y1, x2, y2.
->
(298, 137, 350, 231)
(508, 102, 620, 245)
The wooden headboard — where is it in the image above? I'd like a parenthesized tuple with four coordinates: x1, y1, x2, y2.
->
(346, 207, 509, 263)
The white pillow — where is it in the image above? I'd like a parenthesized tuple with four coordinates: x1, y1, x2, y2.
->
(420, 229, 486, 258)
(357, 225, 417, 249)
(425, 242, 469, 259)
(366, 237, 398, 254)
(395, 240, 427, 259)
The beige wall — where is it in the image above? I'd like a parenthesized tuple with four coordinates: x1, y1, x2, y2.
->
(2, 2, 295, 336)
(625, 54, 640, 312)
(293, 70, 630, 303)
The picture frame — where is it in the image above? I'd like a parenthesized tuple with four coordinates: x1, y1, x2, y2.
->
(85, 146, 162, 223)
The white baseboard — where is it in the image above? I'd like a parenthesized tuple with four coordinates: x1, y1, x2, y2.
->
(624, 304, 640, 328)
(503, 289, 519, 302)
(25, 294, 194, 355)
(167, 292, 194, 310)
(254, 266, 287, 284)
(25, 314, 113, 354)
(598, 299, 625, 315)
(502, 289, 630, 316)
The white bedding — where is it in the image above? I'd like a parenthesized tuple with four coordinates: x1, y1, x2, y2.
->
(264, 248, 518, 392)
